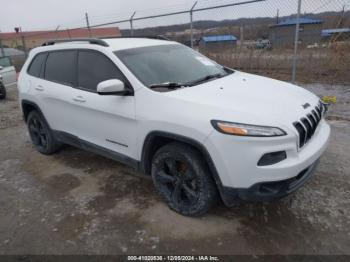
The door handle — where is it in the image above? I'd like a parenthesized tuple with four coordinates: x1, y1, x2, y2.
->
(72, 96, 86, 103)
(35, 85, 44, 91)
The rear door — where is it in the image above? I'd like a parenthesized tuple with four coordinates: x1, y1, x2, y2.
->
(0, 57, 17, 88)
(39, 50, 78, 134)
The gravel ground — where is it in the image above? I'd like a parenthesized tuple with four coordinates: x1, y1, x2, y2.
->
(0, 85, 349, 255)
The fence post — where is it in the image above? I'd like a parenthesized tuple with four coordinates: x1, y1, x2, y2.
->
(130, 11, 136, 36)
(190, 1, 198, 48)
(291, 0, 302, 83)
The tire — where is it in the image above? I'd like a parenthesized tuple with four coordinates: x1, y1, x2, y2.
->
(0, 83, 6, 100)
(27, 110, 62, 155)
(151, 142, 218, 216)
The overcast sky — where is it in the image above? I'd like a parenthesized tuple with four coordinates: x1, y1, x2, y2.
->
(1, 0, 348, 33)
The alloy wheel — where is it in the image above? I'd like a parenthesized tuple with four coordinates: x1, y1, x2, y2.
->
(28, 116, 48, 150)
(155, 157, 199, 208)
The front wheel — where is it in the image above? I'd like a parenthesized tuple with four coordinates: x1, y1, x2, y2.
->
(0, 83, 6, 100)
(151, 142, 218, 216)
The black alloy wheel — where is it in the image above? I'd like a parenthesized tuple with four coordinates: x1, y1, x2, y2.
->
(156, 157, 200, 209)
(28, 114, 48, 151)
(152, 142, 217, 216)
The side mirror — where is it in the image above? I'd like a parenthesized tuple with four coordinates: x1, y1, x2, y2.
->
(0, 66, 3, 71)
(97, 79, 130, 95)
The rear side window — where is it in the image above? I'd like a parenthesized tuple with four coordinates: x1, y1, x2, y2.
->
(28, 53, 46, 77)
(45, 51, 76, 86)
(78, 51, 125, 91)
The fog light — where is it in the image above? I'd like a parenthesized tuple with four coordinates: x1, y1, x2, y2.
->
(258, 151, 287, 166)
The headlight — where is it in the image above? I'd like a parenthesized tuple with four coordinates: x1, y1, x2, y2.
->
(211, 120, 286, 137)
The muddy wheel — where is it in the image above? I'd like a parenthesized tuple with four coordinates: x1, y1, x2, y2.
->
(151, 142, 218, 216)
(0, 83, 6, 100)
(27, 110, 62, 155)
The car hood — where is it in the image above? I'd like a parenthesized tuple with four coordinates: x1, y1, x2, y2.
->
(165, 71, 320, 128)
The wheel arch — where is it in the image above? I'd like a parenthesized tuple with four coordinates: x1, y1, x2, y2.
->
(21, 100, 45, 123)
(140, 131, 223, 188)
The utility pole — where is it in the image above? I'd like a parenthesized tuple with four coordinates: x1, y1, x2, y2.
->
(190, 1, 198, 48)
(276, 9, 279, 24)
(291, 0, 302, 83)
(130, 11, 136, 36)
(85, 12, 92, 38)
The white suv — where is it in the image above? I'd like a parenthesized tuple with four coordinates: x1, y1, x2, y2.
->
(18, 37, 330, 216)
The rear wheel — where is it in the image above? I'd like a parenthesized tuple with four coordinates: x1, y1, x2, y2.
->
(27, 111, 62, 155)
(0, 83, 6, 100)
(151, 142, 218, 216)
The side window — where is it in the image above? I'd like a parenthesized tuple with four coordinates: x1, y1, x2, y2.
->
(28, 53, 46, 77)
(78, 51, 125, 92)
(45, 51, 76, 86)
(0, 57, 12, 68)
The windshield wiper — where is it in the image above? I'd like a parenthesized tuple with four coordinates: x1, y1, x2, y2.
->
(149, 82, 185, 89)
(186, 73, 224, 87)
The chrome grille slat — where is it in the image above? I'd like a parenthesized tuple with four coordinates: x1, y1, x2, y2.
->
(311, 110, 320, 122)
(293, 101, 324, 149)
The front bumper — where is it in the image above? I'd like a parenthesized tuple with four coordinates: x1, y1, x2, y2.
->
(234, 159, 319, 202)
(204, 120, 330, 206)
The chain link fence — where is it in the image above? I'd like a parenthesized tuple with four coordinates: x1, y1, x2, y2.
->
(1, 0, 349, 84)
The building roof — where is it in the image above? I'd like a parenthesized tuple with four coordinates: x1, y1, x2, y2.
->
(201, 35, 237, 43)
(0, 27, 120, 40)
(272, 17, 323, 27)
(321, 28, 350, 37)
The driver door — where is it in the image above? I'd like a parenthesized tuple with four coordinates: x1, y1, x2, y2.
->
(70, 50, 137, 159)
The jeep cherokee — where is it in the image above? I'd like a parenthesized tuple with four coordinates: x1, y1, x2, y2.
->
(18, 37, 331, 216)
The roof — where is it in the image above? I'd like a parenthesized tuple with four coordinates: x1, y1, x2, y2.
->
(321, 28, 350, 37)
(0, 27, 120, 40)
(201, 35, 237, 43)
(32, 38, 177, 54)
(103, 38, 176, 51)
(272, 17, 323, 27)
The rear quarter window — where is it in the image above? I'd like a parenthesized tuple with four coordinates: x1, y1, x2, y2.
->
(27, 53, 47, 77)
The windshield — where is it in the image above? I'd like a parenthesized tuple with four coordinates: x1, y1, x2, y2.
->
(114, 44, 231, 88)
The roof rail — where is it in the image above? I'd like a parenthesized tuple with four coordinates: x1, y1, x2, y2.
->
(42, 38, 109, 47)
(102, 35, 170, 41)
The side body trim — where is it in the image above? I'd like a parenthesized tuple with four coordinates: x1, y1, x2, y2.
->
(53, 130, 140, 169)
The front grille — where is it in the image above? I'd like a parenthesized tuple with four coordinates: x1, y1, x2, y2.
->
(293, 101, 325, 149)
